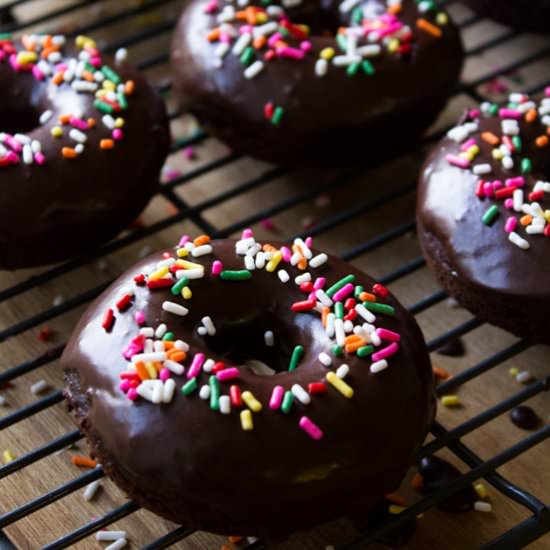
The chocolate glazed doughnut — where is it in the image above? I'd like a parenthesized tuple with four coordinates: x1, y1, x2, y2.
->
(463, 0, 550, 33)
(62, 234, 435, 539)
(171, 0, 463, 164)
(0, 34, 169, 269)
(417, 93, 550, 344)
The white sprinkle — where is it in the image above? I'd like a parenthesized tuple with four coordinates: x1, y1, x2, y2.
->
(290, 252, 301, 266)
(152, 381, 163, 404)
(136, 383, 155, 402)
(355, 303, 376, 323)
(318, 352, 332, 367)
(115, 48, 128, 63)
(334, 318, 346, 346)
(22, 144, 33, 165)
(202, 316, 216, 336)
(48, 51, 61, 63)
(315, 289, 333, 307)
(513, 189, 524, 212)
(153, 340, 164, 352)
(219, 395, 231, 414)
(102, 114, 116, 129)
(370, 360, 388, 373)
(0, 394, 5, 406)
(244, 60, 264, 79)
(139, 327, 154, 337)
(131, 352, 166, 364)
(155, 323, 167, 338)
(177, 268, 204, 280)
(30, 380, 49, 396)
(96, 531, 127, 542)
(278, 269, 290, 283)
(39, 110, 53, 124)
(343, 319, 354, 333)
(340, 0, 361, 13)
(309, 253, 328, 268)
(508, 232, 530, 250)
(191, 244, 213, 257)
(369, 329, 382, 347)
(162, 301, 189, 316)
(14, 133, 31, 145)
(105, 539, 127, 550)
(336, 364, 349, 379)
(75, 143, 84, 154)
(264, 330, 275, 346)
(163, 360, 184, 375)
(516, 370, 532, 384)
(291, 383, 311, 404)
(215, 42, 230, 59)
(199, 359, 213, 373)
(232, 32, 252, 55)
(357, 44, 381, 57)
(245, 243, 261, 257)
(474, 501, 492, 513)
(83, 480, 101, 502)
(333, 54, 362, 66)
(255, 251, 266, 269)
(236, 237, 255, 254)
(326, 313, 335, 338)
(244, 255, 255, 271)
(31, 140, 41, 153)
(315, 58, 328, 77)
(199, 385, 211, 400)
(144, 339, 154, 353)
(162, 379, 176, 403)
(473, 163, 491, 175)
(197, 327, 207, 336)
(295, 273, 311, 285)
(174, 340, 189, 352)
(502, 120, 519, 135)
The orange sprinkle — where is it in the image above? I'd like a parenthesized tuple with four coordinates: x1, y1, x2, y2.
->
(135, 361, 149, 381)
(246, 7, 257, 24)
(163, 341, 175, 350)
(536, 135, 549, 148)
(344, 334, 362, 344)
(82, 70, 94, 82)
(228, 536, 244, 544)
(87, 118, 96, 128)
(385, 492, 406, 506)
(359, 291, 376, 302)
(345, 340, 367, 353)
(263, 244, 277, 253)
(525, 109, 537, 123)
(387, 3, 402, 14)
(58, 113, 72, 125)
(253, 36, 267, 49)
(52, 71, 64, 85)
(43, 35, 53, 49)
(207, 28, 221, 42)
(297, 257, 307, 271)
(273, 40, 288, 49)
(62, 147, 78, 159)
(193, 234, 211, 246)
(71, 455, 97, 468)
(433, 366, 451, 381)
(100, 139, 115, 150)
(153, 361, 164, 372)
(481, 132, 500, 146)
(41, 46, 58, 59)
(22, 35, 36, 51)
(411, 473, 424, 491)
(124, 80, 135, 95)
(520, 214, 533, 226)
(322, 306, 329, 328)
(167, 350, 186, 363)
(416, 18, 443, 38)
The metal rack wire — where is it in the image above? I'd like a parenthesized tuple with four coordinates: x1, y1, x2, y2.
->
(0, 0, 548, 548)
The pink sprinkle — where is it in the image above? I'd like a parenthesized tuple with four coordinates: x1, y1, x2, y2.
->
(305, 236, 313, 248)
(499, 108, 521, 119)
(183, 146, 195, 160)
(545, 86, 550, 97)
(460, 138, 477, 152)
(371, 342, 399, 362)
(332, 283, 354, 302)
(240, 25, 253, 34)
(119, 380, 131, 392)
(260, 218, 275, 230)
(446, 154, 470, 169)
(506, 176, 525, 188)
(468, 109, 481, 119)
(299, 416, 323, 440)
(212, 260, 223, 276)
(34, 152, 46, 165)
(159, 368, 171, 382)
(112, 128, 123, 141)
(4, 135, 21, 153)
(313, 277, 326, 290)
(32, 65, 45, 80)
(134, 311, 145, 325)
(241, 228, 253, 239)
(55, 63, 68, 72)
(70, 117, 88, 130)
(216, 367, 240, 381)
(505, 216, 517, 233)
(377, 22, 403, 38)
(269, 385, 284, 410)
(219, 33, 232, 44)
(280, 246, 292, 262)
(127, 388, 138, 401)
(492, 180, 503, 191)
(300, 40, 312, 52)
(187, 353, 205, 379)
(89, 56, 102, 68)
(375, 328, 401, 342)
(9, 54, 21, 71)
(483, 182, 494, 198)
(504, 198, 514, 209)
(268, 32, 282, 47)
(203, 0, 217, 13)
(5, 151, 18, 164)
(178, 234, 190, 246)
(276, 47, 304, 59)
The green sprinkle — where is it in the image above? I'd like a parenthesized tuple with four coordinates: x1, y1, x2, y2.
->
(512, 136, 522, 152)
(334, 302, 345, 319)
(362, 302, 395, 316)
(354, 285, 364, 299)
(521, 158, 532, 174)
(352, 6, 362, 24)
(0, 33, 13, 40)
(117, 91, 128, 110)
(278, 26, 289, 38)
(271, 106, 284, 126)
(357, 345, 375, 357)
(489, 103, 499, 116)
(326, 274, 356, 297)
(101, 65, 121, 84)
(84, 61, 96, 73)
(281, 390, 294, 414)
(346, 62, 360, 77)
(162, 332, 175, 341)
(336, 34, 347, 52)
(171, 276, 189, 296)
(288, 345, 304, 372)
(240, 46, 255, 66)
(332, 345, 344, 356)
(94, 99, 114, 114)
(482, 204, 500, 225)
(182, 378, 198, 395)
(361, 60, 375, 75)
(209, 376, 220, 411)
(220, 270, 252, 281)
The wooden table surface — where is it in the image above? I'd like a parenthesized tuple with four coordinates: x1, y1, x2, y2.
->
(0, 1, 548, 549)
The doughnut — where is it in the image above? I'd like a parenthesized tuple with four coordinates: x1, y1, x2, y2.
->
(170, 0, 463, 164)
(463, 1, 550, 33)
(0, 33, 169, 269)
(62, 233, 435, 539)
(417, 91, 550, 344)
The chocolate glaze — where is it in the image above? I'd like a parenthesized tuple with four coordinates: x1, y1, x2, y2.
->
(0, 43, 169, 270)
(170, 0, 463, 164)
(464, 0, 550, 33)
(417, 106, 550, 343)
(62, 239, 435, 539)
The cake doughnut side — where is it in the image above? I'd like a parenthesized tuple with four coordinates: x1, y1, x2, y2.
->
(62, 233, 435, 539)
(171, 0, 463, 164)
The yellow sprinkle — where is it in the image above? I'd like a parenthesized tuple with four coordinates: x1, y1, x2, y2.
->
(182, 286, 192, 300)
(387, 38, 400, 53)
(255, 12, 268, 23)
(76, 35, 96, 48)
(326, 372, 354, 398)
(544, 210, 550, 222)
(441, 395, 460, 407)
(176, 247, 188, 258)
(320, 47, 335, 60)
(240, 409, 254, 431)
(149, 266, 169, 280)
(51, 126, 63, 138)
(176, 259, 203, 270)
(241, 391, 262, 412)
(95, 89, 107, 99)
(266, 251, 282, 272)
(436, 12, 448, 25)
(475, 483, 487, 499)
(144, 362, 157, 379)
(389, 504, 406, 514)
(114, 117, 125, 128)
(102, 80, 116, 91)
(17, 51, 37, 64)
(2, 449, 14, 463)
(509, 367, 519, 377)
(467, 145, 480, 157)
(492, 148, 504, 160)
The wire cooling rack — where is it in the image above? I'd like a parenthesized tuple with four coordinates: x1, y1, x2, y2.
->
(0, 0, 548, 549)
